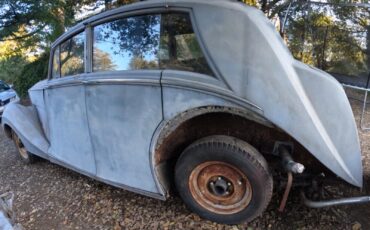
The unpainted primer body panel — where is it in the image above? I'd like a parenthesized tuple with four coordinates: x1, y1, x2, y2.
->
(84, 71, 163, 193)
(1, 103, 49, 158)
(28, 80, 50, 140)
(45, 77, 96, 175)
(190, 1, 362, 186)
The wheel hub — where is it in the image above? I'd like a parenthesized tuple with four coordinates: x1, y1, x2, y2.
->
(208, 176, 233, 197)
(189, 161, 253, 215)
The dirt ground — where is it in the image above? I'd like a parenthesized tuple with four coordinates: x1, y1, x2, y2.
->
(0, 88, 370, 230)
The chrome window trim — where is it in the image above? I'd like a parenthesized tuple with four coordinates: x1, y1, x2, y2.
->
(48, 6, 229, 89)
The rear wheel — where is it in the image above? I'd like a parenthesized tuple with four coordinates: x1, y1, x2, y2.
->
(175, 135, 273, 224)
(12, 130, 36, 164)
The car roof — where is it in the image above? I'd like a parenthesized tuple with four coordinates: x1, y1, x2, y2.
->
(51, 0, 241, 48)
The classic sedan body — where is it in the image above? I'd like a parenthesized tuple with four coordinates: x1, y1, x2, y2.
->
(1, 0, 364, 224)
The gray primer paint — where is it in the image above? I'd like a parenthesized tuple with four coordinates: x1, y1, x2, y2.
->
(84, 71, 162, 193)
(1, 0, 363, 200)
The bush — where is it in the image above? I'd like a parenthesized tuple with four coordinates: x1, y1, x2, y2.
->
(0, 55, 28, 84)
(14, 52, 49, 98)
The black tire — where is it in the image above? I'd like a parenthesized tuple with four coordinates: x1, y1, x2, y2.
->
(175, 135, 273, 224)
(11, 130, 37, 164)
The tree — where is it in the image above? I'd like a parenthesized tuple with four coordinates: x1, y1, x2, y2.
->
(0, 0, 135, 96)
(94, 48, 117, 71)
(0, 0, 369, 97)
(282, 1, 368, 77)
(129, 56, 157, 70)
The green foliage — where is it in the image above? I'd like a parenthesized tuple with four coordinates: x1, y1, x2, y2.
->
(0, 0, 369, 98)
(0, 0, 136, 98)
(13, 52, 49, 98)
(284, 3, 369, 77)
(0, 55, 28, 84)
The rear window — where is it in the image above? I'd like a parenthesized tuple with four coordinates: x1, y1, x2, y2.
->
(160, 13, 214, 76)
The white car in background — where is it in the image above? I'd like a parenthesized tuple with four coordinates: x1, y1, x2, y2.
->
(0, 81, 19, 118)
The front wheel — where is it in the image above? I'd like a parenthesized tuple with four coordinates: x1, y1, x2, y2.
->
(175, 135, 273, 224)
(12, 130, 37, 164)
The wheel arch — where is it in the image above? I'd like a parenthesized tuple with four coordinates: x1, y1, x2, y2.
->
(3, 123, 13, 139)
(150, 105, 301, 197)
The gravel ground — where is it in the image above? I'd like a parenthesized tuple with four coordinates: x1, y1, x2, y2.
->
(0, 89, 369, 230)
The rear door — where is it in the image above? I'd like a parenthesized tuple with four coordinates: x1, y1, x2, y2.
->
(84, 14, 163, 193)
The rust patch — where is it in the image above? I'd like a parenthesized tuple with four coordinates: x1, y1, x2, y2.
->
(188, 161, 252, 215)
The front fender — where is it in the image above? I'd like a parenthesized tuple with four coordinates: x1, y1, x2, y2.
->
(293, 62, 362, 187)
(1, 102, 49, 159)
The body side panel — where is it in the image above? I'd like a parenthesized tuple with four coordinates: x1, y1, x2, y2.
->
(29, 80, 50, 140)
(84, 70, 163, 193)
(45, 76, 96, 175)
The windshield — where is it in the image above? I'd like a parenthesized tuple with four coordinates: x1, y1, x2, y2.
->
(0, 82, 10, 92)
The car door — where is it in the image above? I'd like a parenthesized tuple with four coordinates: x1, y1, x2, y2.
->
(84, 14, 163, 193)
(45, 31, 96, 175)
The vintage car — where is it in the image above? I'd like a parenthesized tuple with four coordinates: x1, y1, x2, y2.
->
(1, 0, 369, 224)
(0, 81, 18, 118)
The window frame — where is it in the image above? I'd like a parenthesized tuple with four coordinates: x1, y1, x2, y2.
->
(48, 28, 86, 80)
(48, 7, 221, 81)
(51, 46, 61, 79)
(92, 13, 162, 73)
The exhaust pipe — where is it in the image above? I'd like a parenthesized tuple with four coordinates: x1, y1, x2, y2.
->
(301, 191, 370, 208)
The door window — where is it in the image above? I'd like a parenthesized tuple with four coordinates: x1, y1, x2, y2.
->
(60, 32, 85, 77)
(92, 12, 214, 76)
(93, 15, 161, 72)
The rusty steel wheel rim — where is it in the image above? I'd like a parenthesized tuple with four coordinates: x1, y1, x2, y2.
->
(13, 133, 28, 159)
(189, 161, 253, 215)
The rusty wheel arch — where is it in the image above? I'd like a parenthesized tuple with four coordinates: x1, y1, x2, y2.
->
(150, 106, 316, 197)
(153, 106, 274, 163)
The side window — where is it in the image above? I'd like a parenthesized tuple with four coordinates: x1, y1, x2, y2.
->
(93, 15, 161, 72)
(60, 32, 85, 77)
(52, 47, 60, 78)
(160, 13, 214, 76)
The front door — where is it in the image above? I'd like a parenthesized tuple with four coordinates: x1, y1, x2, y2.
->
(46, 31, 96, 175)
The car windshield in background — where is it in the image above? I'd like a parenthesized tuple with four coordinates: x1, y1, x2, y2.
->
(0, 82, 10, 92)
(282, 2, 369, 87)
